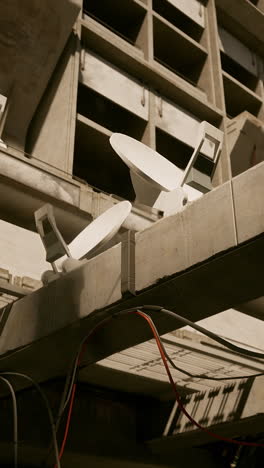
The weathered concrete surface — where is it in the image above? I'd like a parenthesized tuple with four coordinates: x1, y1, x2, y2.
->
(0, 243, 122, 353)
(216, 162, 264, 323)
(164, 377, 264, 436)
(1, 235, 264, 389)
(236, 297, 264, 323)
(150, 379, 264, 451)
(215, 0, 264, 55)
(135, 182, 236, 291)
(0, 219, 49, 279)
(26, 33, 80, 175)
(0, 0, 80, 150)
(81, 15, 223, 124)
(1, 163, 264, 386)
(232, 161, 264, 243)
(150, 414, 264, 451)
(227, 112, 264, 177)
(0, 149, 156, 240)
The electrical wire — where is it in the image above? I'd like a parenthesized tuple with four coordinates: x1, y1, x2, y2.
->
(54, 384, 77, 468)
(138, 305, 264, 360)
(163, 350, 264, 381)
(134, 310, 264, 448)
(58, 315, 113, 426)
(135, 310, 264, 381)
(42, 316, 114, 468)
(56, 308, 264, 463)
(0, 372, 61, 468)
(53, 313, 136, 465)
(167, 355, 264, 381)
(40, 303, 264, 466)
(0, 376, 18, 468)
(47, 317, 114, 468)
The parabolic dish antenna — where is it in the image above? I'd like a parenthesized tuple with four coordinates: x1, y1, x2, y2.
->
(69, 200, 131, 259)
(56, 200, 132, 269)
(110, 133, 183, 192)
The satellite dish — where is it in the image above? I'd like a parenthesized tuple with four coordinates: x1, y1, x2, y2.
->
(110, 123, 223, 211)
(57, 200, 132, 269)
(110, 133, 187, 212)
(110, 133, 183, 192)
(35, 201, 132, 282)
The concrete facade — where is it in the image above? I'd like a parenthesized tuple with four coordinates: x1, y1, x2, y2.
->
(1, 1, 264, 466)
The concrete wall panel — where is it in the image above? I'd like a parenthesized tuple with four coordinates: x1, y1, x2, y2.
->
(135, 181, 236, 291)
(27, 33, 79, 174)
(80, 50, 149, 120)
(232, 161, 264, 243)
(0, 243, 122, 354)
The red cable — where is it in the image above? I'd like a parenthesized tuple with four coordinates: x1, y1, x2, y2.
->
(54, 319, 109, 467)
(54, 383, 77, 468)
(135, 310, 264, 448)
(55, 309, 264, 466)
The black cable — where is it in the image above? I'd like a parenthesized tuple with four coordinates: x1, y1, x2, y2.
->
(42, 315, 114, 467)
(0, 372, 61, 468)
(163, 345, 264, 381)
(0, 376, 18, 468)
(140, 305, 264, 359)
(136, 310, 264, 381)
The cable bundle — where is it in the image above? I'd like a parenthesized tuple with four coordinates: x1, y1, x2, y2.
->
(1, 305, 264, 468)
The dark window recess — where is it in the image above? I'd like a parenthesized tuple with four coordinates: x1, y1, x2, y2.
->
(223, 74, 262, 118)
(248, 0, 258, 5)
(77, 84, 147, 141)
(83, 0, 146, 47)
(156, 128, 214, 177)
(193, 154, 214, 176)
(153, 0, 204, 42)
(221, 53, 259, 92)
(153, 17, 207, 86)
(156, 128, 193, 170)
(74, 120, 135, 201)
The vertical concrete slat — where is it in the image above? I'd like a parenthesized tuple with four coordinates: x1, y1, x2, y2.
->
(121, 230, 136, 296)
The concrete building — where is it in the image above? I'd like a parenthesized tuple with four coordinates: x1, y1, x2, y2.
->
(0, 1, 264, 467)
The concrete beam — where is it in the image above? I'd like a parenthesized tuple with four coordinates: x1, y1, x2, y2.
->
(1, 164, 264, 386)
(215, 0, 264, 57)
(134, 181, 236, 292)
(149, 414, 264, 451)
(163, 377, 264, 437)
(81, 16, 223, 124)
(150, 377, 264, 450)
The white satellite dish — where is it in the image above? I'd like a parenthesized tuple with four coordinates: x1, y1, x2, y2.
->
(110, 133, 187, 213)
(57, 200, 131, 269)
(35, 201, 132, 282)
(110, 122, 223, 214)
(110, 133, 183, 192)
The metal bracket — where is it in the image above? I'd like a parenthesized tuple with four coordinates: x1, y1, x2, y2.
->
(34, 204, 71, 270)
(180, 121, 224, 192)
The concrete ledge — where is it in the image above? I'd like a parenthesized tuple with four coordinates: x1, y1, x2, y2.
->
(0, 243, 122, 354)
(232, 161, 264, 243)
(1, 164, 264, 385)
(135, 182, 236, 291)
